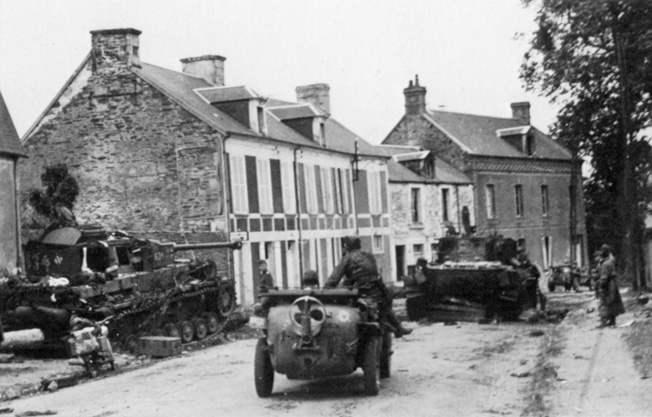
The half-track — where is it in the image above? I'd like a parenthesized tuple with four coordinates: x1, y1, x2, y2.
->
(403, 235, 537, 322)
(0, 224, 241, 353)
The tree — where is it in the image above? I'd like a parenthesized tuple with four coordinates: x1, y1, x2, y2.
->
(28, 163, 79, 230)
(521, 0, 652, 289)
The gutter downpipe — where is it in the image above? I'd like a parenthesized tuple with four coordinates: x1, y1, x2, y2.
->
(221, 133, 241, 301)
(293, 146, 304, 281)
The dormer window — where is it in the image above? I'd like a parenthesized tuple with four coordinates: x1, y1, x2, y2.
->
(319, 121, 326, 146)
(266, 104, 329, 144)
(496, 126, 534, 156)
(257, 106, 266, 135)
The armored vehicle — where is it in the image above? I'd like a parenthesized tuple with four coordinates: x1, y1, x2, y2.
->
(249, 288, 392, 397)
(403, 235, 534, 322)
(0, 224, 241, 353)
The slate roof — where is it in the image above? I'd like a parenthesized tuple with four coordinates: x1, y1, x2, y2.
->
(391, 109, 571, 160)
(196, 86, 260, 103)
(267, 104, 327, 120)
(0, 91, 26, 157)
(132, 63, 387, 158)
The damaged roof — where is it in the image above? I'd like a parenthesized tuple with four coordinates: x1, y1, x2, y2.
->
(387, 155, 471, 185)
(0, 91, 26, 158)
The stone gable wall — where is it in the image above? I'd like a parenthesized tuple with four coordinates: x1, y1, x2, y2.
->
(19, 59, 226, 243)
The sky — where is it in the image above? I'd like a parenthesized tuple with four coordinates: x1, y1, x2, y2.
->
(0, 0, 555, 144)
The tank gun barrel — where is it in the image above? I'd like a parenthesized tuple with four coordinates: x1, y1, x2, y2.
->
(173, 240, 242, 252)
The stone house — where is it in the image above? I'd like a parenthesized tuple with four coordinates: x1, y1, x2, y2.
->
(383, 77, 587, 270)
(383, 146, 474, 280)
(0, 91, 27, 273)
(18, 28, 392, 304)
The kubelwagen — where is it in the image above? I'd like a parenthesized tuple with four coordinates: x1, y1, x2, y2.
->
(249, 288, 391, 397)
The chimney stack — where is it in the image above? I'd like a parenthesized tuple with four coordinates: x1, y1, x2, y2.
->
(180, 55, 226, 87)
(90, 28, 142, 71)
(511, 102, 531, 124)
(403, 75, 427, 115)
(296, 83, 330, 114)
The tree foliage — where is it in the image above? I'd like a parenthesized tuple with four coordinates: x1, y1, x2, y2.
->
(521, 0, 652, 285)
(28, 163, 79, 229)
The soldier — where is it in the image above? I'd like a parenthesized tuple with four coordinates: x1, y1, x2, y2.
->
(596, 244, 625, 328)
(301, 270, 320, 289)
(257, 259, 275, 290)
(324, 236, 412, 338)
(590, 250, 602, 298)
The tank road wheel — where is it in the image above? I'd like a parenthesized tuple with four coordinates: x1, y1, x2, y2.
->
(192, 318, 208, 341)
(202, 312, 221, 334)
(254, 337, 274, 397)
(362, 337, 380, 396)
(380, 332, 392, 379)
(179, 321, 195, 343)
(163, 322, 181, 339)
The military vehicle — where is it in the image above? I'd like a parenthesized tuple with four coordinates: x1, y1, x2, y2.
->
(249, 288, 392, 397)
(0, 224, 241, 353)
(403, 235, 535, 322)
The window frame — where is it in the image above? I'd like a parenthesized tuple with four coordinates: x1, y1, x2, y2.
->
(540, 184, 549, 216)
(485, 184, 496, 219)
(368, 170, 383, 215)
(372, 234, 384, 253)
(281, 161, 296, 214)
(320, 166, 334, 214)
(515, 184, 524, 218)
(441, 187, 450, 222)
(256, 158, 273, 214)
(304, 164, 318, 214)
(229, 154, 249, 214)
(411, 187, 421, 224)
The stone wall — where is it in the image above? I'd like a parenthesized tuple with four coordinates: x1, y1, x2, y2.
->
(19, 54, 226, 246)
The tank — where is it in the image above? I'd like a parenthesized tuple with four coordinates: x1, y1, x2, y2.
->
(0, 224, 242, 353)
(404, 235, 535, 322)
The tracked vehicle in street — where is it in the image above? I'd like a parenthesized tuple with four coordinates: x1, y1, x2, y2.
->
(403, 235, 535, 322)
(0, 224, 241, 353)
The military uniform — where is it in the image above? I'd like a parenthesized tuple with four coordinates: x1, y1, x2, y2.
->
(325, 237, 411, 337)
(597, 251, 625, 326)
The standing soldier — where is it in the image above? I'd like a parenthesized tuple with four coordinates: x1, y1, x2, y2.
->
(596, 244, 625, 327)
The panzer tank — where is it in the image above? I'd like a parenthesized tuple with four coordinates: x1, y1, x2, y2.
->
(403, 235, 534, 322)
(0, 224, 241, 353)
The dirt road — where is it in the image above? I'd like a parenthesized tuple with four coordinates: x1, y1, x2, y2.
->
(4, 292, 651, 417)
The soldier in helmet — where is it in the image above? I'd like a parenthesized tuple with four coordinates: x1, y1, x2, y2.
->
(324, 236, 412, 338)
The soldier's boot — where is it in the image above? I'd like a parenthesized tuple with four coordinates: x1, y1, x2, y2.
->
(394, 324, 413, 338)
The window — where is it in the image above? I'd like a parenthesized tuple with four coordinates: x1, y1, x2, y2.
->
(541, 185, 549, 216)
(441, 188, 450, 222)
(304, 164, 318, 214)
(411, 188, 421, 223)
(257, 159, 273, 214)
(257, 106, 266, 134)
(485, 184, 496, 219)
(413, 244, 424, 258)
(525, 135, 535, 155)
(341, 169, 350, 214)
(334, 169, 343, 214)
(515, 184, 524, 217)
(372, 235, 384, 253)
(368, 171, 383, 214)
(320, 122, 326, 145)
(229, 154, 248, 214)
(320, 167, 334, 213)
(281, 161, 296, 213)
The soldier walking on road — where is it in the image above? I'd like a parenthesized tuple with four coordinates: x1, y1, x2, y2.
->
(596, 244, 625, 328)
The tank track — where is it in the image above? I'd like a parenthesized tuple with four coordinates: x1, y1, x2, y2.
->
(112, 282, 235, 352)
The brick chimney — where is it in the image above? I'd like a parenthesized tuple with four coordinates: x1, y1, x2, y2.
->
(404, 75, 427, 115)
(90, 28, 141, 71)
(296, 83, 330, 114)
(180, 55, 226, 87)
(511, 102, 531, 124)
